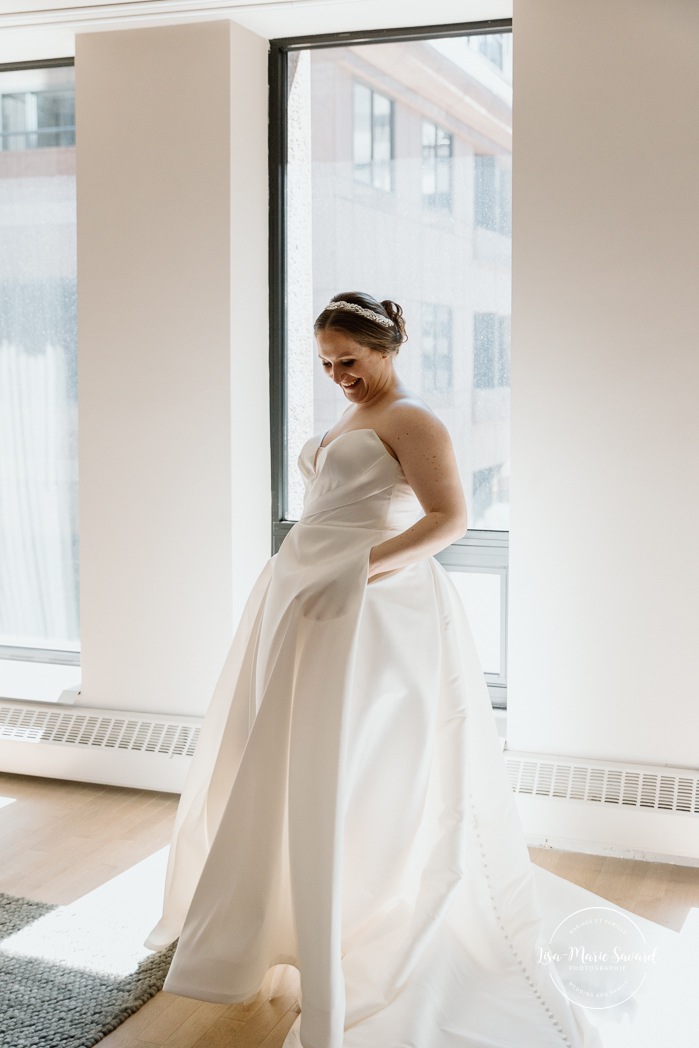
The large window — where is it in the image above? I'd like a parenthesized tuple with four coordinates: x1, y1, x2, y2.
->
(0, 61, 78, 663)
(271, 25, 513, 704)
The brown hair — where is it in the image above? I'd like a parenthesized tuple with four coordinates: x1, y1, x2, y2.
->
(314, 291, 407, 355)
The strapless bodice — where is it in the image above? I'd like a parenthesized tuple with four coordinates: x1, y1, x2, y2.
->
(297, 429, 422, 534)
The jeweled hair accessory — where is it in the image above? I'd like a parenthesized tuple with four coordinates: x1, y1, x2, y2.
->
(324, 300, 394, 328)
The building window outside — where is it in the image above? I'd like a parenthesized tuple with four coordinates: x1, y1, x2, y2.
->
(422, 303, 453, 393)
(474, 153, 511, 236)
(473, 313, 511, 389)
(1, 84, 75, 150)
(422, 121, 452, 211)
(353, 80, 393, 191)
(473, 33, 505, 70)
(0, 63, 78, 658)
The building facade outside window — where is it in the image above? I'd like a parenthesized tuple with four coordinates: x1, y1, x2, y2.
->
(421, 120, 452, 211)
(0, 62, 78, 661)
(353, 80, 393, 191)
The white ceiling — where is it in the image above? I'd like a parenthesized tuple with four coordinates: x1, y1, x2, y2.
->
(0, 0, 512, 62)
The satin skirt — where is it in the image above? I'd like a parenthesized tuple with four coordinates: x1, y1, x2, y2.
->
(148, 522, 697, 1047)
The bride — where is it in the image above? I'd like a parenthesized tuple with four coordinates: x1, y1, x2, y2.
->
(146, 291, 603, 1046)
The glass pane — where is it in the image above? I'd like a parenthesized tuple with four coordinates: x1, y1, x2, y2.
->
(0, 65, 79, 652)
(446, 570, 501, 675)
(286, 34, 512, 529)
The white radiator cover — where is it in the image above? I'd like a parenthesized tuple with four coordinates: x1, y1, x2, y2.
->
(505, 750, 699, 866)
(0, 701, 697, 864)
(0, 699, 201, 793)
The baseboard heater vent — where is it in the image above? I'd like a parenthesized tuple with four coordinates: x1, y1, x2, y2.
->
(0, 702, 200, 759)
(505, 752, 699, 816)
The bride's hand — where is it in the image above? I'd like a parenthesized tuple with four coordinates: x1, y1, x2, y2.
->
(368, 548, 401, 585)
(368, 570, 402, 585)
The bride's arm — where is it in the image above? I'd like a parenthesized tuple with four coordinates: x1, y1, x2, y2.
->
(368, 406, 467, 581)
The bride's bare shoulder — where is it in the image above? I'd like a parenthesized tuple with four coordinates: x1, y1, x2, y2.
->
(381, 396, 450, 447)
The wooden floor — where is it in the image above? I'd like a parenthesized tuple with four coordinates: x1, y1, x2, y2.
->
(1, 771, 698, 1048)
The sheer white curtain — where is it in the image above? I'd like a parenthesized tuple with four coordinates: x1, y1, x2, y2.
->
(0, 65, 78, 654)
(0, 338, 78, 649)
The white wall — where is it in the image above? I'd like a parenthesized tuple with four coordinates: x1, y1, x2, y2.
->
(508, 0, 699, 768)
(76, 20, 270, 717)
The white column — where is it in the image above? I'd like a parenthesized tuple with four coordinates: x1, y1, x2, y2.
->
(508, 0, 699, 767)
(76, 20, 269, 717)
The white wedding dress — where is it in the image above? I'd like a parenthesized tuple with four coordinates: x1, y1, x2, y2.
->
(146, 429, 697, 1048)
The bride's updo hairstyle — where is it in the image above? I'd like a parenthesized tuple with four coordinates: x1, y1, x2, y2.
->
(314, 291, 407, 356)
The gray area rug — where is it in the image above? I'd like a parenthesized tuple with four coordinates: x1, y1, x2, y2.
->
(0, 893, 175, 1048)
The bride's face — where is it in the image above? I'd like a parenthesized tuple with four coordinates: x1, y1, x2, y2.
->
(316, 330, 392, 403)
